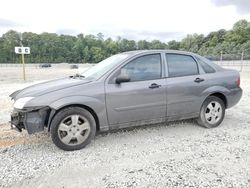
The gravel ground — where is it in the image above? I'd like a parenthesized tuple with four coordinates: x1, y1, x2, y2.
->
(0, 65, 250, 188)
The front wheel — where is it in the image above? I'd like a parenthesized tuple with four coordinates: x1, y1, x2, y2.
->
(50, 107, 96, 151)
(197, 96, 225, 128)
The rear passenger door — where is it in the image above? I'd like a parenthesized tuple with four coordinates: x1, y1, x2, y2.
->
(165, 53, 207, 118)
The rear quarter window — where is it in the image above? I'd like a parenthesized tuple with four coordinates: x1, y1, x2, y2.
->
(196, 57, 216, 73)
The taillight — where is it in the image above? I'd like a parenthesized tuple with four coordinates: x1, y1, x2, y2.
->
(236, 77, 240, 87)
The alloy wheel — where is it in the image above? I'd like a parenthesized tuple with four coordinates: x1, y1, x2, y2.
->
(57, 114, 91, 145)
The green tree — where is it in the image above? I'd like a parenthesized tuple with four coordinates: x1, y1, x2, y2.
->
(1, 19, 250, 64)
(167, 40, 180, 50)
(89, 47, 105, 63)
(137, 40, 150, 50)
(226, 19, 250, 44)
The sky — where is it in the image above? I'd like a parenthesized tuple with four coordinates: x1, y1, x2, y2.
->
(0, 0, 250, 42)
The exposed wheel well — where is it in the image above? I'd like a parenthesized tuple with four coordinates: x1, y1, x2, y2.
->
(48, 104, 100, 132)
(209, 92, 227, 108)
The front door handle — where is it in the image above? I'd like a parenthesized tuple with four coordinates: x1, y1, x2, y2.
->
(194, 77, 205, 83)
(149, 83, 161, 89)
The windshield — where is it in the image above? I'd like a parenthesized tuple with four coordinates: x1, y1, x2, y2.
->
(80, 54, 130, 80)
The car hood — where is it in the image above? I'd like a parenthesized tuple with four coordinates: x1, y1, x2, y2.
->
(10, 77, 91, 100)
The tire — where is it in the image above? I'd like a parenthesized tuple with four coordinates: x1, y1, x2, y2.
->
(197, 96, 225, 128)
(50, 107, 96, 151)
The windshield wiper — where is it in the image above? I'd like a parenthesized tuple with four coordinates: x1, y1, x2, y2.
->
(69, 73, 85, 79)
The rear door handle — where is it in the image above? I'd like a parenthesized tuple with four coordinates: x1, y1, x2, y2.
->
(194, 77, 205, 83)
(149, 83, 161, 89)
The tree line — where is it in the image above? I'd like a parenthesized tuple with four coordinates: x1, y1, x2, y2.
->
(0, 19, 249, 64)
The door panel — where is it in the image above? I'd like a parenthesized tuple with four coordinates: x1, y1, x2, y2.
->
(105, 53, 167, 125)
(106, 80, 166, 125)
(166, 75, 206, 117)
(165, 53, 207, 117)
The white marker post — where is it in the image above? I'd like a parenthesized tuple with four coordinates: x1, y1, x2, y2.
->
(14, 46, 30, 81)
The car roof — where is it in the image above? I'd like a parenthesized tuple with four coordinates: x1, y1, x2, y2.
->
(121, 50, 224, 71)
(121, 50, 197, 56)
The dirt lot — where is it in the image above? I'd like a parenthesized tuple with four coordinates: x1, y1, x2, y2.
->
(0, 65, 250, 187)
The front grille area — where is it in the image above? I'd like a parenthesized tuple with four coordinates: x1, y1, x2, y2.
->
(11, 112, 19, 122)
(10, 111, 25, 130)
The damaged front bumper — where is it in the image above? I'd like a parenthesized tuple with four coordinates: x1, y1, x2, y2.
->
(10, 107, 50, 134)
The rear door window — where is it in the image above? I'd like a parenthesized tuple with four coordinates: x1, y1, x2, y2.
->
(166, 54, 199, 77)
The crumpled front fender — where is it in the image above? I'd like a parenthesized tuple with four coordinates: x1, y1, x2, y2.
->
(48, 95, 109, 131)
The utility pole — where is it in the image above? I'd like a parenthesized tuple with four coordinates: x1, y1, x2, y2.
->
(220, 51, 223, 62)
(240, 51, 244, 72)
(15, 34, 30, 81)
(19, 33, 26, 81)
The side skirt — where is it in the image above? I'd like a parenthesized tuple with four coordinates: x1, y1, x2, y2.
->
(100, 112, 200, 132)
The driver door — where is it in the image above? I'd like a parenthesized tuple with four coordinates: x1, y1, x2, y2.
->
(105, 53, 167, 126)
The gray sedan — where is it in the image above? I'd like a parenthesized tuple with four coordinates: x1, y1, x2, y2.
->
(10, 50, 242, 151)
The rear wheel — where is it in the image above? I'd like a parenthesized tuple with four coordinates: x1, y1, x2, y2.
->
(50, 107, 96, 151)
(197, 96, 225, 128)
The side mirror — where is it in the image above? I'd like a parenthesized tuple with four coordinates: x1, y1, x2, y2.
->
(115, 75, 130, 84)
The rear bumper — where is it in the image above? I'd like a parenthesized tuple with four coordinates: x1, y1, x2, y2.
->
(10, 107, 49, 134)
(227, 87, 242, 108)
